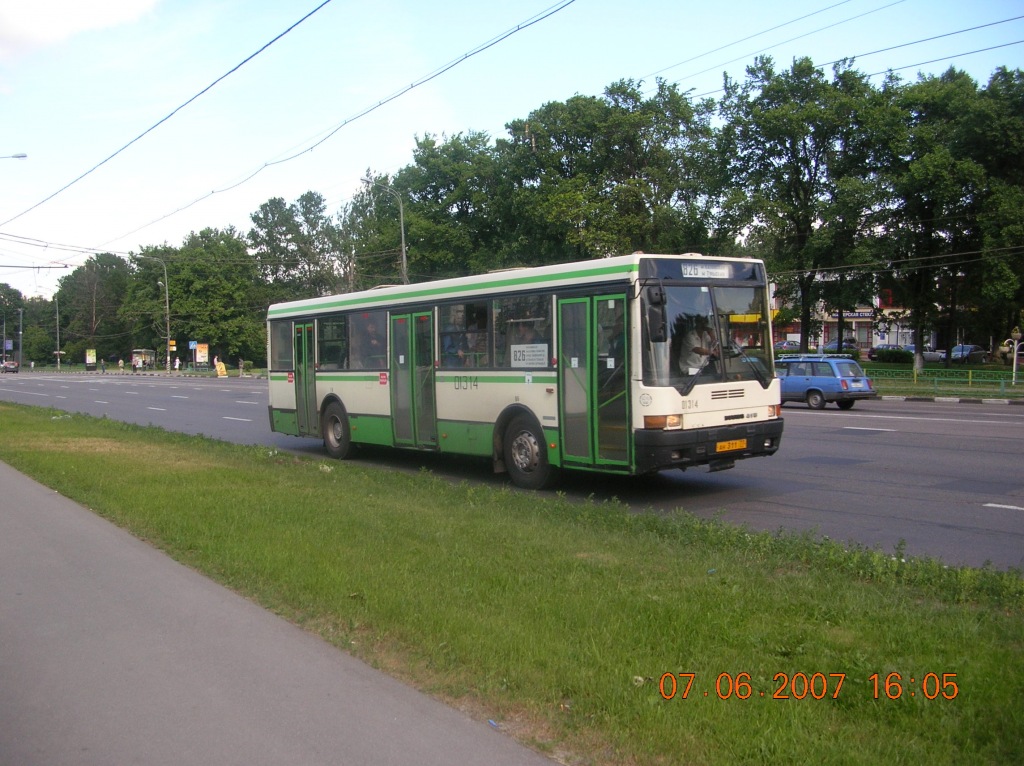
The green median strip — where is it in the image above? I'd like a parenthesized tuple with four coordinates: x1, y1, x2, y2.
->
(0, 402, 1020, 766)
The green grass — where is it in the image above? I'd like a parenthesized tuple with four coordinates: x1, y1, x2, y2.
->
(1, 403, 1021, 765)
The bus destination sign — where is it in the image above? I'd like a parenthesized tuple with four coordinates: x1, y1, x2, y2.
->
(680, 262, 732, 279)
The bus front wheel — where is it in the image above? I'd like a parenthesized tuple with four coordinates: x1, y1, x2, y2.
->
(322, 401, 354, 459)
(503, 415, 556, 490)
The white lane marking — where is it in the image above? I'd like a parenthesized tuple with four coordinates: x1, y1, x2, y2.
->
(0, 388, 48, 396)
(790, 411, 1024, 426)
(984, 503, 1024, 512)
(95, 400, 109, 404)
(222, 416, 252, 422)
(171, 395, 189, 399)
(147, 407, 166, 411)
(842, 426, 897, 432)
(234, 400, 258, 405)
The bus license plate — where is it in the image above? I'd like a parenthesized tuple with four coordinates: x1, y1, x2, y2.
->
(716, 439, 747, 453)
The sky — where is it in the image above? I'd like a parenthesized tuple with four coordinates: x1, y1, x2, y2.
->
(0, 0, 1021, 299)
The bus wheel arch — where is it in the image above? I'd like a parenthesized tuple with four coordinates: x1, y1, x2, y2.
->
(498, 409, 557, 490)
(321, 397, 355, 460)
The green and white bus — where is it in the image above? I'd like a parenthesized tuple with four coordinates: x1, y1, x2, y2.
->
(266, 252, 783, 488)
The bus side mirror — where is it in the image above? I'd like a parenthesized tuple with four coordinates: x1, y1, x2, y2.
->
(647, 305, 666, 343)
(645, 284, 667, 342)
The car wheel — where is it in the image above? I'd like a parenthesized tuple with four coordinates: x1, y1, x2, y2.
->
(837, 400, 855, 410)
(806, 390, 826, 410)
(321, 400, 355, 460)
(503, 414, 557, 490)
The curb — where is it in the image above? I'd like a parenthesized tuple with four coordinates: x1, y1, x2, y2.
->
(881, 395, 1024, 405)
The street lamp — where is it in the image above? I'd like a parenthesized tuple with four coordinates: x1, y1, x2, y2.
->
(1005, 327, 1022, 386)
(138, 254, 171, 373)
(361, 177, 408, 285)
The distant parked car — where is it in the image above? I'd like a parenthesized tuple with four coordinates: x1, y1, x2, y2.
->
(1, 359, 18, 373)
(948, 344, 988, 364)
(774, 340, 801, 352)
(867, 343, 902, 361)
(819, 339, 859, 353)
(903, 344, 943, 363)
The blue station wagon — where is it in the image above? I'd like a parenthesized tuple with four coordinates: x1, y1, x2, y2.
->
(776, 354, 877, 410)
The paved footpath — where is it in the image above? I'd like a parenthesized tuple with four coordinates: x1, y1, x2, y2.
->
(0, 461, 557, 766)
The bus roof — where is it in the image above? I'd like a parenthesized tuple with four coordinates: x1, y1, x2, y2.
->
(266, 252, 759, 319)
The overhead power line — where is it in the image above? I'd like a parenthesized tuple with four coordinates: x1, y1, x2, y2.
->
(107, 0, 578, 245)
(0, 0, 337, 229)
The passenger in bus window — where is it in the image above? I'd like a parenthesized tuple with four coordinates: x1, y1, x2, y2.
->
(513, 319, 542, 345)
(363, 321, 384, 367)
(350, 316, 385, 369)
(442, 330, 467, 366)
(465, 307, 489, 366)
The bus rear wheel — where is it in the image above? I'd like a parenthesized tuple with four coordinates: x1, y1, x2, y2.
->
(503, 415, 556, 490)
(322, 401, 354, 459)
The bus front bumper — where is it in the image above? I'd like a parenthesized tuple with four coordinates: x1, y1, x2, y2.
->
(634, 419, 784, 474)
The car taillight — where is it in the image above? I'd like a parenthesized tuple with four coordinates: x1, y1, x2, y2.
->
(841, 379, 849, 390)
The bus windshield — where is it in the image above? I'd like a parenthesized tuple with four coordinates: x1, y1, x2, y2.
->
(642, 283, 773, 391)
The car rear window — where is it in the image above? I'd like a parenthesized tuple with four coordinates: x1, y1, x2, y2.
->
(835, 361, 865, 377)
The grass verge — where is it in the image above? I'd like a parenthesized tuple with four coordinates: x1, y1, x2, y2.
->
(1, 403, 1021, 765)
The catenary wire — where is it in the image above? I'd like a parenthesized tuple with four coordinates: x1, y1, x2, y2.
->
(0, 0, 337, 229)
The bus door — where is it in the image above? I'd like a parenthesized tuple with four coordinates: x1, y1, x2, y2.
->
(390, 312, 438, 448)
(294, 321, 319, 436)
(557, 295, 630, 469)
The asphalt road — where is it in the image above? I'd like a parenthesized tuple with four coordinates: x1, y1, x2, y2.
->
(2, 371, 1023, 571)
(0, 459, 557, 766)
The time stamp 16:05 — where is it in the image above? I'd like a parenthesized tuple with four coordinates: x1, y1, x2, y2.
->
(658, 672, 960, 701)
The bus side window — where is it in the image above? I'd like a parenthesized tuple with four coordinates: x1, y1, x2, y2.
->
(349, 311, 387, 369)
(317, 315, 348, 370)
(495, 295, 551, 369)
(269, 320, 293, 370)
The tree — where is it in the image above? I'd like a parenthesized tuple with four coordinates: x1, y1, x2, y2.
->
(0, 283, 25, 361)
(397, 131, 498, 278)
(249, 191, 345, 300)
(496, 79, 719, 264)
(122, 229, 267, 367)
(967, 67, 1024, 339)
(720, 57, 893, 351)
(53, 253, 131, 363)
(878, 68, 991, 367)
(20, 295, 55, 365)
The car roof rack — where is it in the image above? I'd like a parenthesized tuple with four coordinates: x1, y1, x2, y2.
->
(777, 353, 855, 359)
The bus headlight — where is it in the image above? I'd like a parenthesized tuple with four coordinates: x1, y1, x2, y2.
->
(644, 414, 682, 430)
